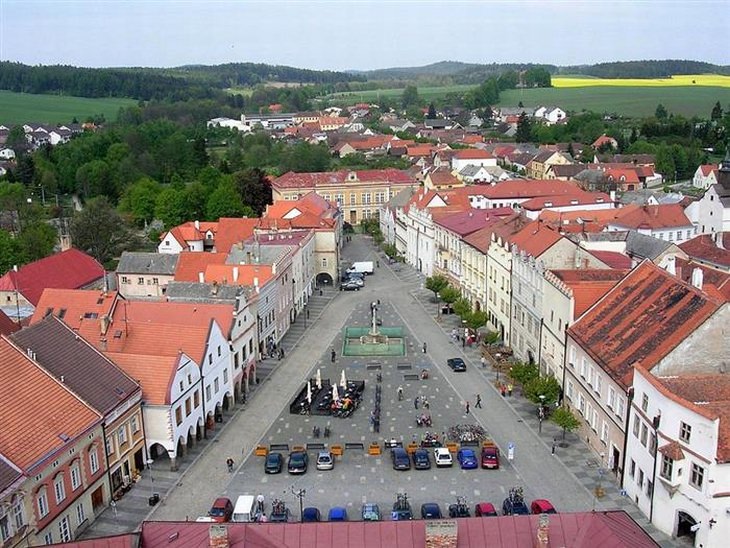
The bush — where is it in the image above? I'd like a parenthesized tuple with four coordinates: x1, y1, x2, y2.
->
(523, 374, 561, 406)
(509, 362, 539, 386)
(552, 406, 581, 440)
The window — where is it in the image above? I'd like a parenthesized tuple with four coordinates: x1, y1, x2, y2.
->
(640, 423, 648, 447)
(321, 258, 328, 268)
(206, 385, 212, 401)
(194, 391, 200, 408)
(641, 393, 648, 412)
(76, 503, 85, 525)
(566, 381, 574, 401)
(12, 498, 24, 530)
(152, 277, 159, 285)
(137, 277, 144, 285)
(580, 358, 586, 379)
(633, 415, 640, 437)
(175, 407, 182, 426)
(608, 387, 616, 410)
(646, 479, 653, 498)
(70, 462, 81, 490)
(679, 422, 692, 443)
(131, 416, 140, 434)
(660, 455, 673, 480)
(214, 378, 220, 393)
(105, 436, 114, 455)
(58, 516, 71, 542)
(121, 276, 129, 284)
(590, 408, 598, 431)
(601, 420, 609, 444)
(217, 345, 221, 357)
(223, 368, 228, 384)
(594, 374, 602, 395)
(578, 393, 585, 415)
(629, 459, 636, 478)
(649, 433, 656, 455)
(117, 426, 127, 446)
(37, 489, 49, 518)
(0, 512, 9, 542)
(54, 475, 66, 503)
(690, 463, 705, 489)
(637, 468, 644, 488)
(89, 447, 99, 474)
(185, 397, 192, 416)
(44, 532, 53, 545)
(676, 231, 682, 240)
(349, 193, 356, 205)
(363, 193, 371, 204)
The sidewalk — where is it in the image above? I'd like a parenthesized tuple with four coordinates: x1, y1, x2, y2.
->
(403, 273, 680, 548)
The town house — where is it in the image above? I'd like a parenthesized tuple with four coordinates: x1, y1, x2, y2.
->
(116, 252, 179, 298)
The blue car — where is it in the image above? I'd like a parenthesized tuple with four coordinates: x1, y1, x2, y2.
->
(457, 448, 478, 469)
(328, 507, 348, 521)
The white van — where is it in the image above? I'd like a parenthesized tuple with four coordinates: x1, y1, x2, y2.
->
(232, 495, 256, 523)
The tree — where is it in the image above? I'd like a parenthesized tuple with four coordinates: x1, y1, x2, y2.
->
(655, 144, 676, 181)
(524, 374, 561, 406)
(155, 187, 189, 228)
(119, 177, 161, 226)
(206, 181, 250, 220)
(231, 168, 272, 216)
(0, 230, 20, 274)
(515, 112, 532, 143)
(15, 222, 57, 263)
(70, 196, 137, 265)
(711, 101, 724, 121)
(453, 297, 472, 318)
(509, 361, 539, 386)
(524, 67, 552, 88)
(439, 285, 460, 307)
(427, 102, 437, 119)
(552, 405, 581, 440)
(425, 274, 449, 301)
(464, 309, 488, 331)
(655, 103, 668, 120)
(497, 70, 519, 90)
(401, 85, 420, 109)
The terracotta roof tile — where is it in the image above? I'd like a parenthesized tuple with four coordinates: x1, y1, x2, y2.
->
(106, 353, 183, 406)
(453, 148, 493, 160)
(610, 204, 692, 230)
(0, 337, 101, 470)
(174, 252, 227, 282)
(0, 309, 19, 335)
(551, 269, 629, 318)
(31, 288, 118, 329)
(520, 192, 612, 211)
(0, 249, 105, 306)
(679, 234, 730, 268)
(569, 261, 724, 388)
(586, 250, 633, 270)
(509, 220, 563, 258)
(658, 441, 685, 461)
(271, 169, 413, 189)
(214, 218, 258, 254)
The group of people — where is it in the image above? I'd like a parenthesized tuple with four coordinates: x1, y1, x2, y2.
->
(413, 395, 430, 409)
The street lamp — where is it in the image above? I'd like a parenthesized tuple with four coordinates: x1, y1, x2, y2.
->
(538, 395, 546, 434)
(147, 459, 156, 505)
(291, 487, 306, 522)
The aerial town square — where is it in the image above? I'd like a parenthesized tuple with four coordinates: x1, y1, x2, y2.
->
(0, 1, 729, 547)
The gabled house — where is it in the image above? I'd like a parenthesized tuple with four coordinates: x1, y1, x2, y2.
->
(450, 149, 497, 172)
(527, 150, 572, 179)
(679, 233, 730, 272)
(685, 155, 730, 235)
(607, 204, 696, 244)
(116, 252, 179, 298)
(592, 134, 618, 151)
(692, 164, 719, 189)
(423, 167, 463, 190)
(565, 260, 728, 481)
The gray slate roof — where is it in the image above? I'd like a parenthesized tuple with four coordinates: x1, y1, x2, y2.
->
(625, 231, 674, 260)
(0, 459, 22, 492)
(11, 316, 140, 415)
(164, 281, 248, 303)
(117, 252, 179, 275)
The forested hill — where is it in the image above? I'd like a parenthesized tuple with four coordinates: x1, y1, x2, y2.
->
(363, 61, 559, 84)
(559, 59, 730, 78)
(0, 61, 363, 100)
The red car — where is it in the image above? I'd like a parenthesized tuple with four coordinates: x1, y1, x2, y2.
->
(480, 445, 500, 469)
(208, 497, 233, 522)
(530, 499, 557, 515)
(474, 502, 498, 517)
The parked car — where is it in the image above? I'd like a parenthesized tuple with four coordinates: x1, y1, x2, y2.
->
(448, 497, 471, 518)
(270, 505, 290, 523)
(420, 503, 443, 519)
(391, 494, 413, 521)
(264, 452, 283, 474)
(391, 447, 411, 470)
(457, 448, 478, 469)
(345, 276, 364, 287)
(328, 507, 348, 521)
(474, 502, 498, 517)
(316, 451, 334, 471)
(502, 497, 529, 516)
(301, 507, 321, 522)
(341, 280, 361, 291)
(361, 503, 381, 521)
(446, 357, 467, 372)
(531, 499, 557, 515)
(480, 445, 500, 469)
(433, 447, 453, 467)
(287, 451, 308, 474)
(412, 448, 431, 470)
(208, 497, 233, 522)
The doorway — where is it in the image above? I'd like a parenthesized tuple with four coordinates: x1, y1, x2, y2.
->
(676, 511, 698, 544)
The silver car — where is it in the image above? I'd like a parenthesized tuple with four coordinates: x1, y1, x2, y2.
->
(316, 451, 334, 471)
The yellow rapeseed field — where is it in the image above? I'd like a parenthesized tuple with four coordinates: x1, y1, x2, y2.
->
(553, 74, 730, 88)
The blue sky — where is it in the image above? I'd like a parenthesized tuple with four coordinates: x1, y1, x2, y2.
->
(1, 0, 728, 70)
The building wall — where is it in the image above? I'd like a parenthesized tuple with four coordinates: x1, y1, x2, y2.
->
(460, 242, 487, 311)
(103, 396, 145, 495)
(486, 239, 512, 344)
(116, 273, 174, 298)
(685, 185, 724, 235)
(541, 275, 572, 380)
(200, 321, 233, 423)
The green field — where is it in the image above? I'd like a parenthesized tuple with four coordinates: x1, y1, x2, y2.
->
(497, 86, 730, 117)
(0, 91, 136, 124)
(325, 84, 474, 103)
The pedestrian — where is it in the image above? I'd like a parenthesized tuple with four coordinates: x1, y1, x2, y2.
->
(306, 309, 310, 319)
(507, 383, 513, 397)
(414, 396, 420, 409)
(481, 356, 487, 369)
(423, 398, 430, 410)
(551, 438, 556, 455)
(475, 394, 482, 408)
(256, 494, 265, 513)
(500, 384, 506, 397)
(319, 288, 323, 296)
(397, 386, 403, 400)
(422, 342, 427, 353)
(226, 457, 234, 472)
(465, 401, 470, 414)
(462, 336, 466, 348)
(331, 348, 336, 363)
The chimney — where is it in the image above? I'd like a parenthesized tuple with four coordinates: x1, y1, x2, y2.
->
(60, 375, 65, 383)
(664, 255, 676, 276)
(100, 315, 110, 335)
(691, 267, 704, 290)
(211, 281, 218, 295)
(232, 266, 239, 283)
(198, 272, 205, 283)
(715, 231, 725, 250)
(194, 220, 200, 230)
(208, 524, 230, 548)
(272, 263, 277, 274)
(253, 277, 259, 289)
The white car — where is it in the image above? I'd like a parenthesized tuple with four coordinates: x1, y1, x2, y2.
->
(316, 451, 334, 471)
(433, 447, 453, 467)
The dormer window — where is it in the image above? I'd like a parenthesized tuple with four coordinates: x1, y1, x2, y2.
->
(347, 171, 357, 181)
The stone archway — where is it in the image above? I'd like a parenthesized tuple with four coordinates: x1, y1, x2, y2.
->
(676, 510, 698, 543)
(316, 272, 333, 286)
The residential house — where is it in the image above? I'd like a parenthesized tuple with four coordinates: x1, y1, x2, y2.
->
(679, 233, 730, 272)
(116, 252, 179, 298)
(692, 164, 719, 189)
(625, 366, 730, 546)
(450, 149, 497, 172)
(565, 261, 728, 481)
(685, 156, 730, 234)
(518, 191, 614, 220)
(157, 218, 258, 255)
(270, 169, 416, 226)
(541, 269, 627, 381)
(11, 317, 145, 500)
(458, 164, 509, 184)
(606, 204, 696, 244)
(527, 150, 572, 179)
(0, 249, 105, 321)
(379, 188, 415, 259)
(0, 148, 15, 160)
(534, 106, 566, 124)
(0, 336, 107, 545)
(592, 134, 618, 150)
(423, 168, 463, 191)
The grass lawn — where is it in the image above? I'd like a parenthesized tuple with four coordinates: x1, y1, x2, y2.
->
(0, 91, 136, 124)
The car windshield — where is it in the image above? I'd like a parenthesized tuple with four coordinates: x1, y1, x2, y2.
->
(290, 454, 305, 464)
(209, 507, 226, 516)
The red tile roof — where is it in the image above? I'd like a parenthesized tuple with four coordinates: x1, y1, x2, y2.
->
(479, 179, 582, 200)
(453, 148, 494, 160)
(509, 220, 563, 258)
(174, 252, 227, 282)
(539, 205, 640, 231)
(699, 164, 718, 177)
(0, 336, 101, 470)
(604, 168, 640, 184)
(569, 261, 724, 388)
(550, 269, 629, 318)
(585, 250, 633, 270)
(462, 214, 520, 253)
(434, 210, 508, 237)
(610, 204, 691, 230)
(272, 169, 413, 189)
(31, 288, 118, 328)
(137, 511, 658, 547)
(0, 309, 19, 335)
(673, 258, 730, 301)
(0, 248, 104, 306)
(213, 218, 258, 254)
(519, 192, 612, 211)
(679, 234, 730, 268)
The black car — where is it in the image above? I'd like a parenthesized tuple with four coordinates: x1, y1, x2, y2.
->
(341, 280, 361, 291)
(448, 497, 471, 518)
(446, 357, 467, 372)
(502, 497, 529, 516)
(287, 451, 308, 474)
(264, 452, 283, 474)
(420, 503, 442, 519)
(412, 448, 431, 470)
(391, 447, 411, 470)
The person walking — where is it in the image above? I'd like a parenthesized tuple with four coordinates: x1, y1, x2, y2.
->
(226, 457, 234, 472)
(480, 356, 487, 369)
(465, 401, 470, 415)
(331, 348, 336, 363)
(507, 383, 513, 397)
(422, 342, 427, 354)
(414, 396, 420, 409)
(397, 386, 403, 400)
(475, 394, 482, 408)
(500, 384, 507, 397)
(256, 494, 265, 514)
